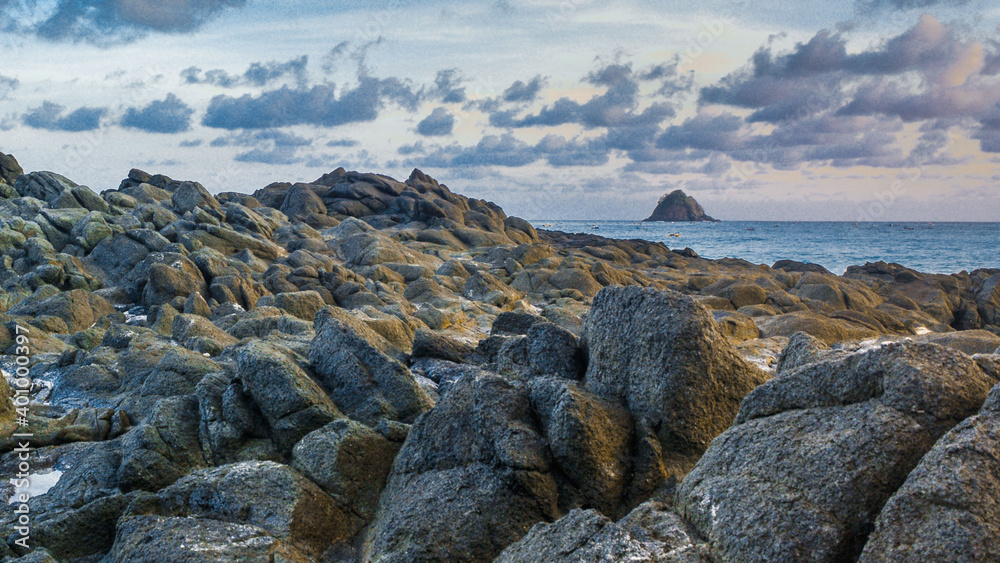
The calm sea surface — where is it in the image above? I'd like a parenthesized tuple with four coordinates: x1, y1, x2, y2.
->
(535, 221, 1000, 275)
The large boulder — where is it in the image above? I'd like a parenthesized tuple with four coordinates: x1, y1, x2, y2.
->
(582, 286, 769, 476)
(14, 171, 76, 204)
(111, 461, 351, 560)
(0, 152, 22, 185)
(858, 381, 1000, 562)
(308, 309, 433, 425)
(675, 341, 997, 562)
(364, 372, 560, 562)
(117, 395, 208, 491)
(291, 418, 400, 525)
(234, 341, 342, 452)
(496, 501, 709, 563)
(529, 377, 632, 517)
(8, 289, 115, 333)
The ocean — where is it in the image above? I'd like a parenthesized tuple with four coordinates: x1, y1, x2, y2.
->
(535, 221, 1000, 275)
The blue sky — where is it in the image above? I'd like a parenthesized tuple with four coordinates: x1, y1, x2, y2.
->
(2, 0, 1000, 220)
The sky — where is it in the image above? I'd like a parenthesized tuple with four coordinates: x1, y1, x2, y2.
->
(2, 0, 1000, 221)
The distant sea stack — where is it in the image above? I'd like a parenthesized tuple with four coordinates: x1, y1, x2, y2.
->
(643, 189, 719, 222)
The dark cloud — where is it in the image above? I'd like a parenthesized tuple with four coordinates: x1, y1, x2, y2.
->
(502, 76, 547, 103)
(23, 101, 106, 131)
(322, 37, 385, 75)
(427, 69, 466, 103)
(182, 56, 308, 88)
(856, 0, 971, 13)
(202, 75, 421, 130)
(211, 129, 312, 165)
(417, 107, 455, 136)
(489, 62, 682, 130)
(4, 0, 246, 45)
(0, 73, 17, 100)
(688, 15, 1000, 166)
(121, 93, 194, 133)
(327, 139, 359, 147)
(406, 132, 609, 169)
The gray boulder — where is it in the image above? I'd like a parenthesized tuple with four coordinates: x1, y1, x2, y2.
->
(529, 377, 632, 517)
(496, 501, 708, 563)
(526, 321, 584, 380)
(170, 180, 219, 214)
(111, 461, 350, 560)
(675, 341, 997, 562)
(858, 381, 1000, 562)
(364, 372, 559, 562)
(291, 418, 400, 524)
(309, 309, 432, 425)
(234, 341, 342, 452)
(117, 395, 208, 492)
(582, 286, 769, 476)
(14, 171, 76, 204)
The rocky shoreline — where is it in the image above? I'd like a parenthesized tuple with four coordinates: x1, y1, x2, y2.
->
(0, 152, 998, 562)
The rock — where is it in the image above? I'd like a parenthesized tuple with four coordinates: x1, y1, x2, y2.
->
(8, 289, 115, 333)
(643, 189, 718, 222)
(496, 502, 708, 563)
(411, 328, 477, 363)
(526, 321, 585, 380)
(720, 282, 767, 309)
(114, 461, 350, 559)
(171, 313, 238, 355)
(365, 372, 559, 562)
(859, 381, 1000, 562)
(914, 329, 1000, 356)
(170, 181, 220, 214)
(234, 341, 342, 453)
(462, 270, 523, 308)
(291, 418, 400, 523)
(712, 310, 761, 341)
(756, 311, 882, 345)
(132, 252, 209, 307)
(14, 171, 77, 204)
(492, 310, 546, 335)
(675, 341, 996, 562)
(117, 395, 208, 491)
(280, 183, 328, 220)
(582, 286, 769, 476)
(272, 289, 325, 321)
(529, 377, 632, 517)
(774, 330, 839, 374)
(309, 310, 432, 425)
(0, 152, 22, 185)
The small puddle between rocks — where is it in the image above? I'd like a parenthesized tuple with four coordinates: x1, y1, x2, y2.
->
(8, 469, 63, 503)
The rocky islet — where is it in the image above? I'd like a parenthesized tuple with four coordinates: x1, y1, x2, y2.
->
(0, 151, 998, 561)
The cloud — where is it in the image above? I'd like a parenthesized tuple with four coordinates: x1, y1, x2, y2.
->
(417, 107, 455, 136)
(23, 101, 106, 131)
(327, 139, 359, 147)
(4, 0, 247, 45)
(182, 55, 309, 88)
(489, 61, 684, 130)
(502, 76, 547, 103)
(179, 139, 202, 147)
(427, 69, 466, 103)
(406, 132, 610, 168)
(121, 93, 194, 133)
(693, 15, 1000, 161)
(0, 73, 17, 100)
(856, 0, 971, 13)
(202, 76, 421, 130)
(211, 129, 312, 165)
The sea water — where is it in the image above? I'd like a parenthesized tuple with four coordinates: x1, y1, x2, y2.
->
(537, 221, 1000, 275)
